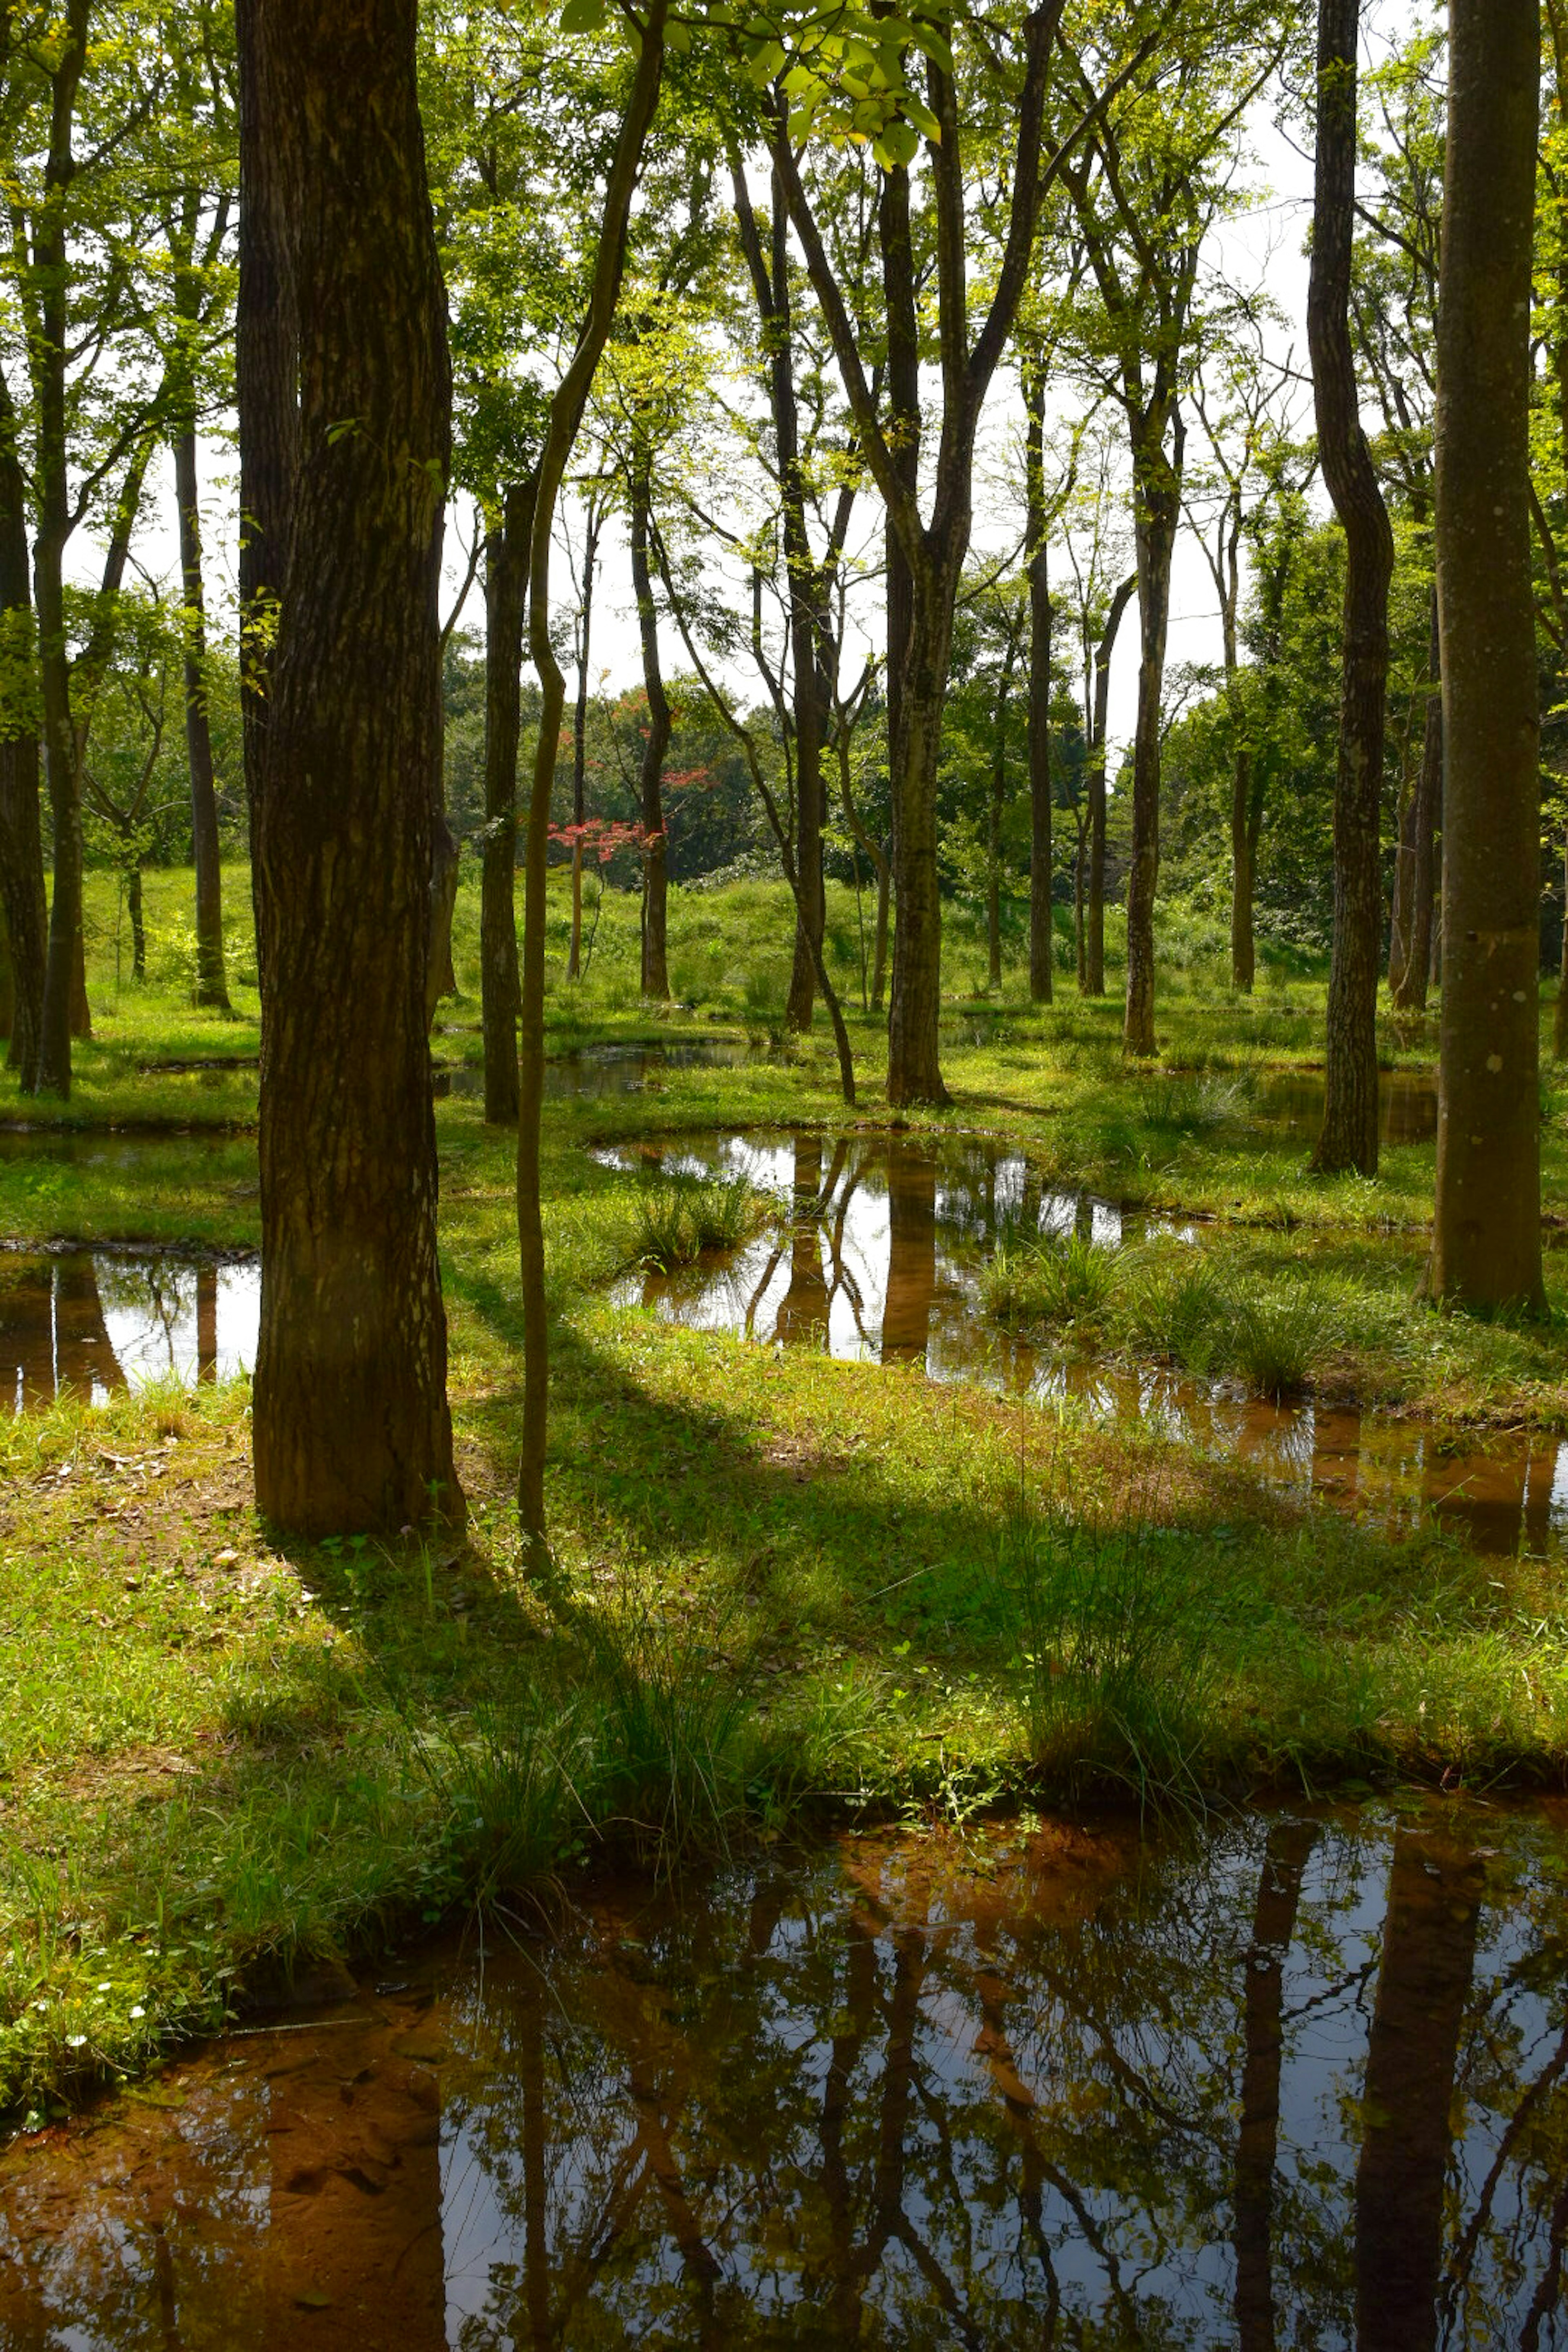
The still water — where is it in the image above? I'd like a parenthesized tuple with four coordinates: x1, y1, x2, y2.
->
(0, 1252, 258, 1407)
(0, 1802, 1563, 2347)
(606, 1129, 1568, 1563)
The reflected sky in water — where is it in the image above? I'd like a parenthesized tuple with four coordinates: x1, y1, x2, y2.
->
(1, 1803, 1565, 2347)
(0, 1253, 258, 1409)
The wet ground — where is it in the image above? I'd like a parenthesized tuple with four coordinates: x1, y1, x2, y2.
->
(606, 1129, 1568, 1563)
(0, 1799, 1563, 2348)
(1258, 1068, 1438, 1147)
(0, 1252, 258, 1406)
(435, 1037, 766, 1101)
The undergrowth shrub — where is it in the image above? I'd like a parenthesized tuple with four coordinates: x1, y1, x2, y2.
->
(624, 1175, 769, 1271)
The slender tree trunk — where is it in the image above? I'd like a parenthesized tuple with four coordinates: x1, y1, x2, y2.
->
(1230, 748, 1256, 991)
(173, 425, 230, 1009)
(1396, 589, 1441, 1013)
(567, 497, 599, 982)
(1308, 0, 1394, 1177)
(1124, 429, 1181, 1056)
(0, 368, 45, 1090)
(775, 191, 827, 1034)
(480, 477, 532, 1125)
(1025, 361, 1054, 1002)
(515, 7, 666, 1549)
(1428, 0, 1543, 1309)
(887, 582, 958, 1104)
(1555, 838, 1568, 1063)
(1234, 1818, 1317, 2352)
(1074, 810, 1087, 988)
(127, 862, 145, 978)
(241, 0, 461, 1535)
(1087, 573, 1135, 999)
(628, 457, 670, 1001)
(987, 633, 1017, 989)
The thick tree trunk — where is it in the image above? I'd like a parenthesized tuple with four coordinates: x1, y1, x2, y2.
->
(241, 0, 461, 1535)
(1354, 1830, 1482, 2352)
(1308, 0, 1394, 1178)
(0, 370, 45, 1090)
(1087, 573, 1135, 999)
(1124, 438, 1180, 1056)
(1025, 365, 1054, 1002)
(480, 478, 531, 1125)
(174, 425, 230, 1010)
(628, 459, 670, 1002)
(1429, 0, 1544, 1309)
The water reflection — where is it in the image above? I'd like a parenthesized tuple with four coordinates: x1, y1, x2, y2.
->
(604, 1130, 1568, 1562)
(2, 1804, 1565, 2347)
(1259, 1070, 1438, 1147)
(437, 1038, 765, 1102)
(0, 1251, 258, 1407)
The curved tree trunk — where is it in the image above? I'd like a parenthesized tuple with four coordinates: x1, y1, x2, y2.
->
(241, 0, 461, 1535)
(628, 456, 670, 1002)
(1308, 0, 1394, 1178)
(174, 424, 231, 1010)
(480, 477, 532, 1125)
(1428, 0, 1544, 1310)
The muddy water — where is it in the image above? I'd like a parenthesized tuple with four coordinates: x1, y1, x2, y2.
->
(0, 1252, 258, 1407)
(607, 1129, 1568, 1560)
(1259, 1068, 1438, 1146)
(437, 1037, 766, 1101)
(1, 1802, 1564, 2348)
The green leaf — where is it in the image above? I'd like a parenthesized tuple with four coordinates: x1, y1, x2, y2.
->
(559, 0, 606, 32)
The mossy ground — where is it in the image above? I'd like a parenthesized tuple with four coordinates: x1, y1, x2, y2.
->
(0, 864, 1564, 2118)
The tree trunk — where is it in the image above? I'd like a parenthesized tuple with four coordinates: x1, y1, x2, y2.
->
(628, 457, 670, 1001)
(871, 853, 889, 1012)
(0, 368, 45, 1091)
(1123, 425, 1180, 1056)
(1354, 1829, 1482, 2352)
(1308, 0, 1394, 1178)
(1428, 0, 1544, 1310)
(1234, 1818, 1316, 2352)
(480, 477, 532, 1125)
(987, 633, 1016, 989)
(1555, 838, 1568, 1063)
(887, 584, 957, 1105)
(775, 188, 827, 1035)
(567, 497, 600, 982)
(173, 425, 231, 1009)
(514, 6, 667, 1550)
(1230, 748, 1256, 991)
(240, 0, 461, 1536)
(1399, 600, 1441, 1013)
(1087, 573, 1135, 999)
(1025, 362, 1053, 1002)
(127, 862, 145, 979)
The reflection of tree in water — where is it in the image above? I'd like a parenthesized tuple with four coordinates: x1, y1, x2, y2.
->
(52, 1256, 127, 1401)
(95, 1255, 194, 1380)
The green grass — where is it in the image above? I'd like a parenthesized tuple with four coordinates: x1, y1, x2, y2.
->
(0, 862, 1565, 2117)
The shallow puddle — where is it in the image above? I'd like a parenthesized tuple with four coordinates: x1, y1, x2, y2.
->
(0, 1251, 258, 1407)
(437, 1038, 766, 1102)
(1258, 1069, 1438, 1147)
(2, 1801, 1564, 2348)
(606, 1129, 1568, 1560)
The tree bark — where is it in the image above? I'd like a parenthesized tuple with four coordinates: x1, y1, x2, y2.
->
(1391, 585, 1440, 1012)
(240, 0, 461, 1535)
(1308, 0, 1394, 1177)
(1556, 838, 1568, 1063)
(1428, 0, 1544, 1310)
(127, 862, 145, 978)
(515, 6, 667, 1550)
(567, 493, 601, 981)
(1025, 362, 1054, 1002)
(628, 456, 670, 1001)
(173, 424, 231, 1010)
(480, 477, 532, 1125)
(987, 625, 1018, 987)
(1086, 573, 1135, 998)
(0, 366, 45, 1091)
(1123, 419, 1181, 1055)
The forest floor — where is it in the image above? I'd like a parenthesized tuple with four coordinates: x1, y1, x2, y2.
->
(1, 864, 1566, 2118)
